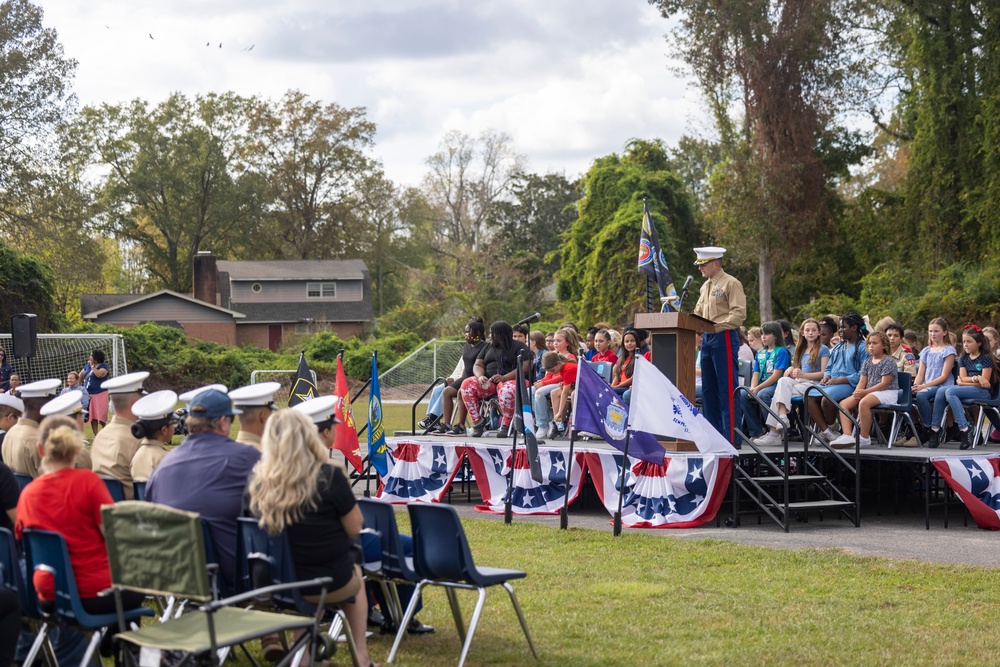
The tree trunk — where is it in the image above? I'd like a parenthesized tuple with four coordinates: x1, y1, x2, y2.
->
(758, 248, 772, 322)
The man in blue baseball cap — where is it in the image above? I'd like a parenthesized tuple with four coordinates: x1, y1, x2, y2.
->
(147, 389, 258, 593)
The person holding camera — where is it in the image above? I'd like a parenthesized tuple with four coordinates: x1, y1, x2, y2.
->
(130, 390, 178, 483)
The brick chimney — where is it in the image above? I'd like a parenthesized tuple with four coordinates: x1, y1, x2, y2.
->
(192, 250, 218, 305)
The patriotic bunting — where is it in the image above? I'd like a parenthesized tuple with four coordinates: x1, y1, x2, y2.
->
(931, 455, 1000, 530)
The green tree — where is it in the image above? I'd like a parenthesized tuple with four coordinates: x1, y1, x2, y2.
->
(423, 129, 524, 254)
(649, 0, 870, 320)
(72, 92, 265, 292)
(0, 240, 59, 331)
(557, 141, 697, 325)
(0, 0, 76, 218)
(484, 171, 579, 310)
(247, 90, 379, 260)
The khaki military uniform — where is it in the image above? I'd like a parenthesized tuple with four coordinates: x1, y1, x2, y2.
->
(75, 446, 92, 471)
(130, 438, 170, 482)
(235, 430, 262, 451)
(694, 268, 746, 445)
(694, 269, 747, 332)
(91, 416, 142, 499)
(1, 418, 41, 477)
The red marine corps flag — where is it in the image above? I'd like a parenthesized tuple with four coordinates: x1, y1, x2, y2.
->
(335, 355, 364, 473)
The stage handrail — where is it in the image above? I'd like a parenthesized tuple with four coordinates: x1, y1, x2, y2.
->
(411, 377, 447, 435)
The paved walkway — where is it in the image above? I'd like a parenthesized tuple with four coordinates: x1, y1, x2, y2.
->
(390, 493, 1000, 569)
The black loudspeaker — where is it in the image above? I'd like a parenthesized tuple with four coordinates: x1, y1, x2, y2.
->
(11, 313, 37, 358)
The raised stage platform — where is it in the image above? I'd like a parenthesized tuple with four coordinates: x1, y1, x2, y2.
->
(370, 433, 998, 530)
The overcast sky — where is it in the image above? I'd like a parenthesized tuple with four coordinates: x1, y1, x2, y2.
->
(38, 0, 703, 187)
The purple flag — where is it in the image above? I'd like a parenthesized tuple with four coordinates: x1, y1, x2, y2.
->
(571, 360, 666, 465)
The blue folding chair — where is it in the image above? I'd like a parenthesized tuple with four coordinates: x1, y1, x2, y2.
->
(1, 527, 53, 667)
(21, 529, 153, 667)
(132, 481, 146, 501)
(357, 498, 421, 631)
(872, 372, 920, 448)
(13, 473, 32, 492)
(236, 517, 362, 667)
(966, 381, 1000, 449)
(387, 503, 537, 667)
(99, 477, 125, 502)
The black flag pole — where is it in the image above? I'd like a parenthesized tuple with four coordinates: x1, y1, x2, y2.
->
(561, 358, 584, 530)
(613, 431, 632, 537)
(560, 428, 577, 530)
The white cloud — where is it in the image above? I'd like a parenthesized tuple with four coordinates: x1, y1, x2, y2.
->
(38, 0, 703, 186)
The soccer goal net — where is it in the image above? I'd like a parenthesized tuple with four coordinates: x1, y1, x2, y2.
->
(0, 333, 128, 387)
(377, 338, 464, 404)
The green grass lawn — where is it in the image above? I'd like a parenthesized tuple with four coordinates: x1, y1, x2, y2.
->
(226, 513, 999, 667)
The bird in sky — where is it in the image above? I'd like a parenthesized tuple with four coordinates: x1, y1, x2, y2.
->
(244, 44, 255, 52)
(149, 33, 154, 40)
(206, 41, 210, 46)
(219, 42, 222, 48)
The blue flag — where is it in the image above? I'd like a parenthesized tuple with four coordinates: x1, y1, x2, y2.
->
(571, 359, 666, 465)
(638, 199, 679, 312)
(368, 351, 388, 477)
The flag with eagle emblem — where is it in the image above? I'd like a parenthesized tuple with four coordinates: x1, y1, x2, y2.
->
(334, 355, 363, 472)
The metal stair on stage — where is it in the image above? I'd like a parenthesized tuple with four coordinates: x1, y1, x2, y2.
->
(729, 386, 861, 532)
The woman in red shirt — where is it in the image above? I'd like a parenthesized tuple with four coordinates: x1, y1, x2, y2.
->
(16, 417, 144, 615)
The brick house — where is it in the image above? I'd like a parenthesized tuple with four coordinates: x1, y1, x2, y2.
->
(82, 253, 373, 351)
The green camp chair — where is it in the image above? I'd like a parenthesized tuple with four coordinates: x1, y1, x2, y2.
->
(102, 501, 335, 667)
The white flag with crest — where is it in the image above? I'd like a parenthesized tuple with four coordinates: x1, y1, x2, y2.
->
(629, 355, 738, 455)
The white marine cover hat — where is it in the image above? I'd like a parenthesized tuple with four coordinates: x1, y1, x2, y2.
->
(229, 382, 281, 408)
(39, 391, 83, 418)
(291, 395, 342, 425)
(103, 371, 150, 395)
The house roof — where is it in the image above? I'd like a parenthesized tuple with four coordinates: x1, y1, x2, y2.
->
(82, 290, 246, 320)
(216, 259, 368, 281)
(229, 299, 373, 324)
(80, 294, 137, 315)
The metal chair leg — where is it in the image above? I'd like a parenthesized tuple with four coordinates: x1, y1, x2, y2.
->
(387, 580, 425, 663)
(21, 623, 49, 667)
(334, 609, 362, 667)
(80, 627, 105, 667)
(456, 588, 487, 667)
(445, 586, 466, 642)
(502, 582, 538, 660)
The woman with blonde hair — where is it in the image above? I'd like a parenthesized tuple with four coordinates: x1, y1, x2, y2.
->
(245, 409, 376, 667)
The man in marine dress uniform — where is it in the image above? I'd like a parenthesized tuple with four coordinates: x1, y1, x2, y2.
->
(39, 391, 93, 469)
(0, 394, 24, 463)
(90, 371, 148, 499)
(1, 379, 60, 477)
(693, 247, 747, 446)
(228, 382, 281, 450)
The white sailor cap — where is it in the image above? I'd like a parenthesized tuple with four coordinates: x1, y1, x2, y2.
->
(17, 379, 61, 399)
(693, 246, 727, 266)
(229, 382, 281, 408)
(291, 395, 342, 425)
(40, 391, 83, 418)
(179, 384, 228, 406)
(103, 371, 150, 395)
(133, 390, 179, 422)
(0, 393, 24, 413)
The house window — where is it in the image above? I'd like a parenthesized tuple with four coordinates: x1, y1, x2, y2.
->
(251, 282, 262, 293)
(306, 282, 336, 298)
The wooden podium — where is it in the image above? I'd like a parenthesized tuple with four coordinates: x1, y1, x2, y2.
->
(634, 311, 718, 451)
